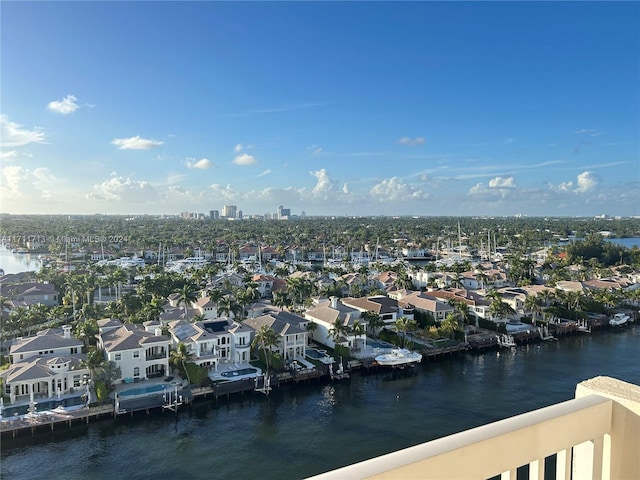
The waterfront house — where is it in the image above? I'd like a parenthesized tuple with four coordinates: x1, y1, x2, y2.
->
(167, 318, 253, 368)
(97, 320, 170, 383)
(304, 297, 365, 350)
(341, 295, 414, 325)
(244, 311, 308, 361)
(9, 325, 82, 363)
(391, 291, 455, 322)
(3, 325, 88, 403)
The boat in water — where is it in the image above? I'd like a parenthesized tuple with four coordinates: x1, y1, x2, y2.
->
(497, 334, 517, 348)
(375, 348, 422, 367)
(609, 313, 630, 327)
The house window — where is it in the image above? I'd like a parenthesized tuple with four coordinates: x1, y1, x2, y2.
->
(115, 353, 121, 361)
(133, 351, 140, 358)
(133, 367, 140, 377)
(73, 375, 81, 387)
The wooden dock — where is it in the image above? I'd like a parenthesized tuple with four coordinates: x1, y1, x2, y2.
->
(422, 344, 469, 360)
(1, 404, 114, 438)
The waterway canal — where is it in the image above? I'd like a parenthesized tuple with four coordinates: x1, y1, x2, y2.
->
(2, 328, 639, 480)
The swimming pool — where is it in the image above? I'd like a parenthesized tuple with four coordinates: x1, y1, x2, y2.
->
(119, 383, 171, 398)
(306, 348, 328, 360)
(367, 339, 395, 349)
(220, 368, 258, 378)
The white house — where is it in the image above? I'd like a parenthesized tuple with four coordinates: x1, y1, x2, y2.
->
(97, 320, 170, 383)
(3, 326, 88, 404)
(390, 291, 455, 322)
(243, 311, 308, 361)
(168, 318, 253, 369)
(341, 295, 414, 326)
(303, 297, 366, 350)
(9, 325, 82, 363)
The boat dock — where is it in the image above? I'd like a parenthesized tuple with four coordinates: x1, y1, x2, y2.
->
(0, 404, 114, 438)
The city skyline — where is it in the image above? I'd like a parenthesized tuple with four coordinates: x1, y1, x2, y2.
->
(1, 2, 638, 217)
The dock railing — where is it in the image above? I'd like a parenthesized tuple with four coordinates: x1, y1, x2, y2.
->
(307, 376, 640, 480)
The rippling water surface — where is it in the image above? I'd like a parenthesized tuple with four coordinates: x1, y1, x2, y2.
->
(2, 329, 639, 480)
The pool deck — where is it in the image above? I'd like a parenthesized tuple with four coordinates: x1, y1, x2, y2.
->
(208, 362, 262, 382)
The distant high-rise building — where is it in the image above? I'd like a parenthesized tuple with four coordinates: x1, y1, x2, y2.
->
(222, 205, 237, 219)
(278, 205, 291, 220)
(209, 210, 219, 220)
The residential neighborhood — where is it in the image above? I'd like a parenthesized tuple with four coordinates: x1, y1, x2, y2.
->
(0, 217, 638, 447)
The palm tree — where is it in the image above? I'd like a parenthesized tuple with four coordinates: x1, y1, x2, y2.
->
(361, 310, 384, 338)
(524, 294, 543, 324)
(328, 317, 350, 346)
(350, 320, 367, 351)
(305, 320, 318, 344)
(169, 342, 194, 382)
(440, 312, 461, 340)
(272, 291, 292, 311)
(175, 282, 199, 318)
(394, 316, 418, 348)
(75, 318, 99, 348)
(65, 274, 82, 320)
(251, 325, 279, 375)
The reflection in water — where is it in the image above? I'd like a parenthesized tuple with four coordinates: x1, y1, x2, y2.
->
(2, 331, 639, 480)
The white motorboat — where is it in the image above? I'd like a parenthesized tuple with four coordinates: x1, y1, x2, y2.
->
(375, 348, 422, 367)
(497, 334, 516, 348)
(609, 313, 630, 327)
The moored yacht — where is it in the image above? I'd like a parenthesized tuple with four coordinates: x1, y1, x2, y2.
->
(375, 348, 422, 367)
(609, 313, 630, 327)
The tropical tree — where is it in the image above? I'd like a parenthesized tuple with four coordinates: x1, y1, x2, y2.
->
(305, 320, 318, 344)
(350, 320, 367, 350)
(395, 316, 418, 348)
(169, 342, 194, 381)
(361, 310, 384, 338)
(251, 325, 280, 375)
(272, 291, 292, 311)
(440, 312, 461, 341)
(328, 317, 350, 346)
(524, 294, 543, 323)
(175, 282, 199, 317)
(75, 318, 99, 348)
(81, 348, 121, 402)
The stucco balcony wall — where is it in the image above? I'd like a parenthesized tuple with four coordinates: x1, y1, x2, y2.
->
(307, 376, 639, 480)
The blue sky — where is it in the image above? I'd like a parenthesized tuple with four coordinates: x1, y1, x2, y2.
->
(1, 1, 638, 217)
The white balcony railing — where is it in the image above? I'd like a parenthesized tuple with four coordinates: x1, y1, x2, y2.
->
(307, 376, 640, 480)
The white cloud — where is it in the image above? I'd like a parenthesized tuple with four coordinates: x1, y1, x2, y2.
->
(313, 147, 323, 155)
(370, 177, 428, 201)
(111, 136, 164, 150)
(488, 176, 517, 189)
(233, 153, 256, 166)
(257, 169, 272, 177)
(550, 171, 600, 194)
(310, 169, 340, 198)
(0, 114, 46, 147)
(47, 94, 80, 114)
(88, 176, 158, 202)
(574, 129, 603, 137)
(0, 150, 19, 160)
(0, 165, 61, 204)
(208, 183, 240, 201)
(575, 171, 599, 192)
(234, 143, 244, 153)
(186, 158, 213, 169)
(398, 136, 426, 146)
